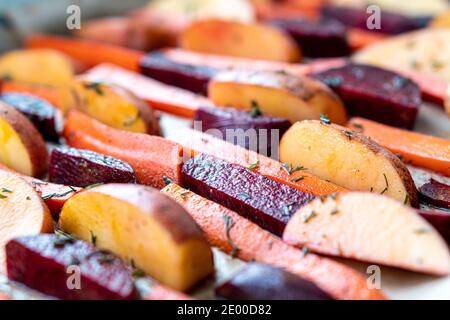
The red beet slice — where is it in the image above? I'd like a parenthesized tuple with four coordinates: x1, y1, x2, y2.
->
(216, 263, 332, 300)
(139, 52, 219, 95)
(6, 234, 137, 300)
(418, 210, 450, 246)
(182, 154, 315, 236)
(193, 106, 292, 159)
(312, 64, 421, 129)
(0, 92, 62, 142)
(49, 147, 137, 187)
(321, 5, 429, 35)
(267, 18, 350, 58)
(419, 179, 450, 210)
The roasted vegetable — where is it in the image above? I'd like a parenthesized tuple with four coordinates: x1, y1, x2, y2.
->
(140, 52, 219, 95)
(83, 64, 212, 118)
(0, 102, 48, 177)
(283, 192, 450, 275)
(180, 19, 301, 62)
(0, 49, 74, 86)
(49, 147, 137, 188)
(193, 106, 291, 158)
(6, 234, 137, 300)
(268, 18, 350, 57)
(64, 111, 182, 189)
(0, 170, 53, 273)
(169, 127, 346, 196)
(71, 79, 156, 134)
(321, 5, 426, 34)
(60, 184, 214, 291)
(182, 154, 315, 236)
(419, 179, 450, 209)
(419, 210, 450, 246)
(0, 92, 63, 142)
(162, 183, 386, 300)
(280, 121, 419, 207)
(347, 118, 450, 176)
(216, 263, 332, 300)
(208, 69, 347, 125)
(313, 64, 421, 129)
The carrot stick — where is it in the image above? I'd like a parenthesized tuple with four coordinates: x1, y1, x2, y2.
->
(63, 110, 183, 188)
(0, 163, 80, 217)
(83, 63, 212, 118)
(146, 284, 193, 300)
(347, 29, 387, 51)
(348, 118, 450, 176)
(0, 293, 10, 300)
(162, 183, 386, 300)
(26, 35, 144, 72)
(169, 128, 346, 196)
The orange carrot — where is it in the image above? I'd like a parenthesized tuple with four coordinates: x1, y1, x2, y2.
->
(26, 35, 144, 72)
(0, 292, 10, 300)
(146, 284, 193, 300)
(63, 110, 183, 188)
(162, 183, 386, 300)
(348, 118, 450, 176)
(169, 128, 346, 196)
(0, 163, 80, 217)
(83, 63, 212, 118)
(347, 29, 387, 51)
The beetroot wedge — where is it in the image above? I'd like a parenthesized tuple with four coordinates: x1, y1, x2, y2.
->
(182, 154, 315, 236)
(419, 179, 450, 210)
(193, 106, 291, 159)
(139, 52, 219, 95)
(0, 92, 62, 142)
(321, 5, 428, 35)
(49, 147, 137, 187)
(418, 210, 450, 246)
(216, 263, 332, 300)
(313, 64, 421, 129)
(6, 233, 137, 300)
(267, 18, 350, 58)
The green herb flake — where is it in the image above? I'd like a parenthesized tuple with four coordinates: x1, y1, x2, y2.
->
(330, 208, 339, 216)
(180, 190, 190, 200)
(0, 194, 7, 200)
(247, 161, 259, 171)
(90, 231, 97, 246)
(1, 188, 12, 193)
(42, 188, 76, 200)
(249, 100, 262, 118)
(85, 183, 103, 190)
(302, 247, 310, 257)
(162, 176, 173, 185)
(303, 210, 317, 223)
(83, 81, 104, 95)
(53, 229, 75, 247)
(404, 194, 409, 205)
(320, 114, 331, 125)
(291, 176, 305, 183)
(237, 192, 251, 201)
(280, 162, 305, 175)
(324, 77, 342, 88)
(414, 228, 430, 235)
(132, 269, 145, 278)
(222, 213, 240, 257)
(380, 173, 389, 195)
(26, 196, 31, 201)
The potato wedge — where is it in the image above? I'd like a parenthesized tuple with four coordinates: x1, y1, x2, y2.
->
(279, 120, 418, 206)
(283, 192, 450, 275)
(0, 170, 53, 273)
(180, 19, 301, 62)
(0, 49, 74, 86)
(0, 102, 48, 177)
(431, 10, 450, 28)
(70, 79, 156, 134)
(60, 184, 214, 291)
(208, 70, 347, 124)
(354, 29, 450, 82)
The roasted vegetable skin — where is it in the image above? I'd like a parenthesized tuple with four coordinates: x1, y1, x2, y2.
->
(419, 210, 450, 246)
(419, 179, 450, 209)
(6, 234, 137, 300)
(0, 93, 62, 142)
(267, 18, 350, 58)
(49, 147, 137, 187)
(140, 52, 219, 95)
(194, 106, 292, 158)
(313, 64, 421, 129)
(216, 263, 332, 300)
(182, 154, 315, 236)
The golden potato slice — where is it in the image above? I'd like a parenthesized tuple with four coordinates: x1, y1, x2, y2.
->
(0, 170, 53, 273)
(208, 70, 347, 124)
(70, 79, 157, 134)
(0, 102, 48, 177)
(354, 29, 450, 82)
(279, 120, 418, 206)
(180, 19, 301, 62)
(430, 10, 450, 28)
(60, 184, 214, 291)
(0, 49, 74, 86)
(283, 192, 450, 275)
